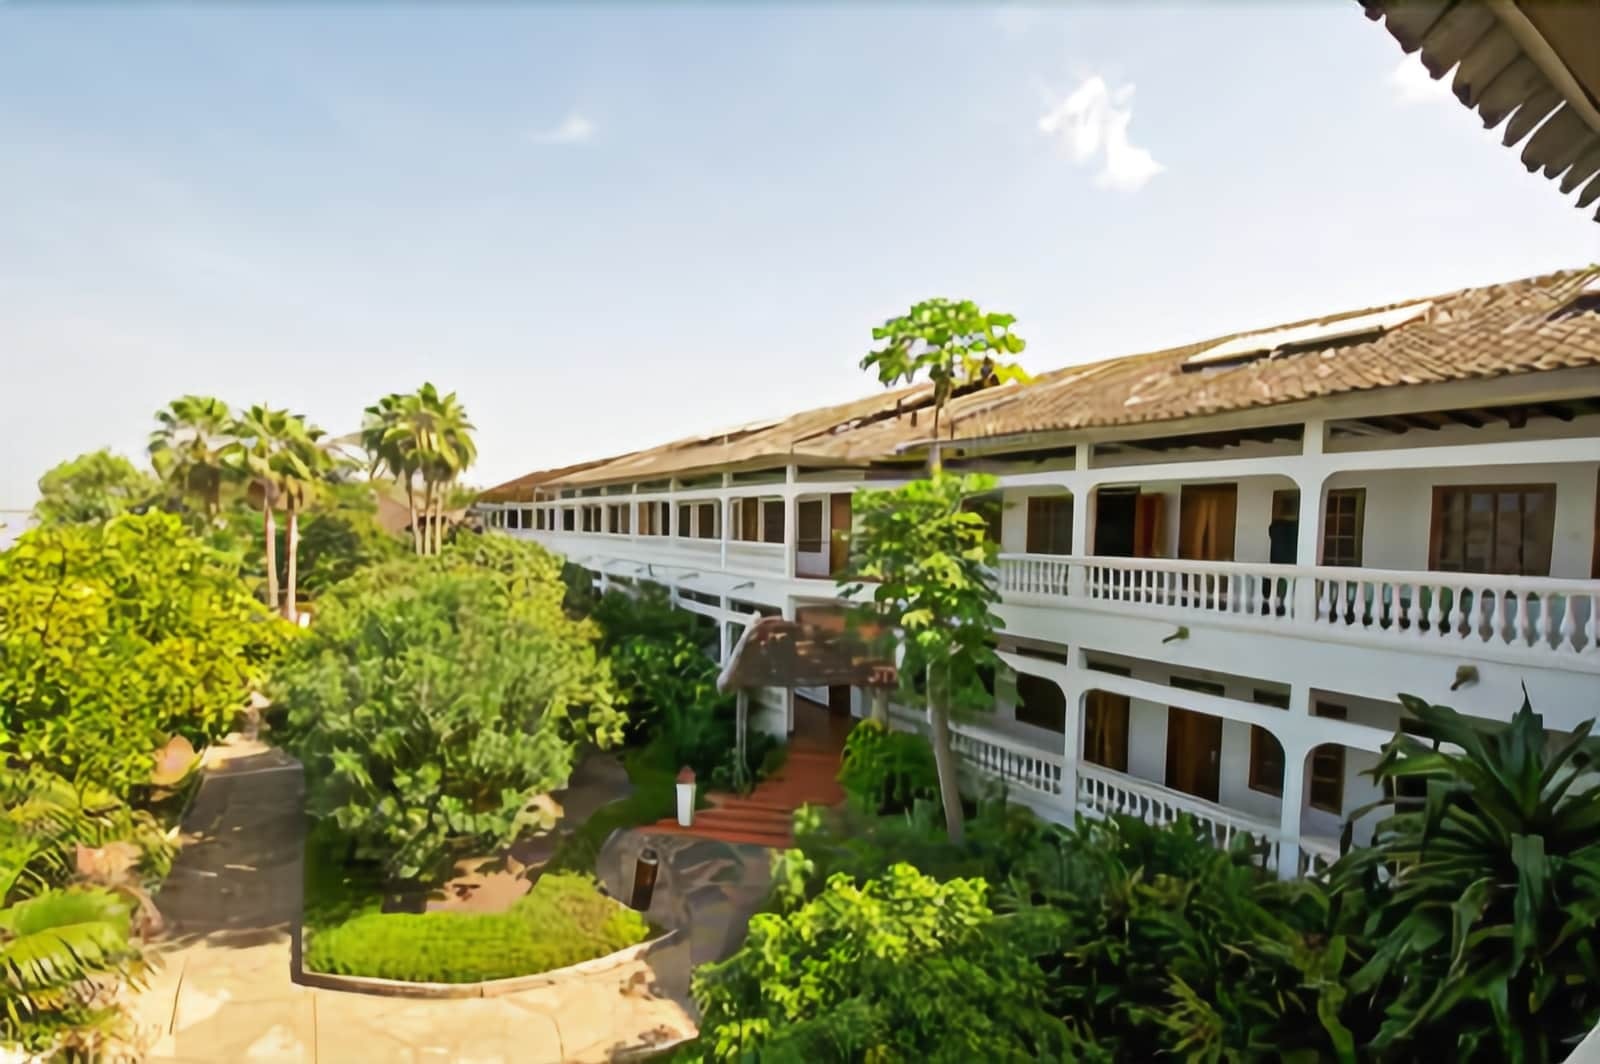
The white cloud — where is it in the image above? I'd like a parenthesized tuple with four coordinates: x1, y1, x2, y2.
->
(1389, 55, 1452, 106)
(1037, 75, 1164, 192)
(532, 113, 595, 145)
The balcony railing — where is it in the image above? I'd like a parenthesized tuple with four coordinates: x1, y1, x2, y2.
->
(888, 707, 1336, 879)
(999, 553, 1600, 661)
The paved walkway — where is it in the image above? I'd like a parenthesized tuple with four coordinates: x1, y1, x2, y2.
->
(133, 742, 695, 1062)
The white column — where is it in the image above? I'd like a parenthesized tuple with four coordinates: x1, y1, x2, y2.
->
(1068, 482, 1094, 598)
(783, 466, 798, 579)
(1058, 663, 1085, 820)
(1276, 683, 1312, 879)
(1292, 419, 1328, 622)
(718, 597, 732, 665)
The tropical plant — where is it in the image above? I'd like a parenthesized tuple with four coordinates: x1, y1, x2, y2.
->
(361, 384, 476, 555)
(227, 405, 295, 612)
(838, 719, 938, 815)
(0, 513, 288, 799)
(32, 450, 160, 527)
(273, 536, 623, 884)
(842, 472, 1003, 842)
(860, 298, 1028, 455)
(692, 863, 1073, 1063)
(1330, 694, 1600, 1063)
(0, 886, 144, 1059)
(148, 395, 235, 523)
(1015, 813, 1349, 1062)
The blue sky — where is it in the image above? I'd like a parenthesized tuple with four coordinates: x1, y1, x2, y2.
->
(2, 3, 1597, 507)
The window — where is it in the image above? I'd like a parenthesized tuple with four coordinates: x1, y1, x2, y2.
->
(562, 508, 575, 531)
(677, 503, 692, 538)
(1321, 489, 1365, 567)
(507, 509, 521, 530)
(797, 500, 824, 553)
(535, 509, 546, 531)
(696, 502, 718, 540)
(1309, 703, 1347, 813)
(1431, 484, 1556, 576)
(607, 504, 630, 535)
(1025, 496, 1074, 555)
(1248, 689, 1288, 797)
(1015, 672, 1066, 733)
(734, 498, 759, 541)
(762, 499, 784, 544)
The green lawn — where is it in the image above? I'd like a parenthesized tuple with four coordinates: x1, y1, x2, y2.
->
(304, 871, 649, 982)
(300, 745, 674, 984)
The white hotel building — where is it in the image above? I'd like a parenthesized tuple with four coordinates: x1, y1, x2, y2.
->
(479, 268, 1600, 876)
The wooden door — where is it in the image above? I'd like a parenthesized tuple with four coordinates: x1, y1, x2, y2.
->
(1165, 706, 1222, 802)
(1179, 484, 1237, 561)
(829, 493, 852, 576)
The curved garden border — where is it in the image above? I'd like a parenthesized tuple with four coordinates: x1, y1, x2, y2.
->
(290, 922, 683, 1000)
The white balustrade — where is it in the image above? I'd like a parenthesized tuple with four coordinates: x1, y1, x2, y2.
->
(996, 553, 1599, 662)
(948, 722, 1065, 797)
(997, 553, 1073, 599)
(1311, 567, 1599, 657)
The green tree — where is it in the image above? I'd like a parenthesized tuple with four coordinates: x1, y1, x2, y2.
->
(32, 450, 159, 527)
(1331, 695, 1600, 1063)
(692, 863, 1071, 1063)
(274, 536, 623, 884)
(842, 472, 1002, 842)
(0, 513, 288, 799)
(860, 298, 1029, 458)
(148, 395, 235, 523)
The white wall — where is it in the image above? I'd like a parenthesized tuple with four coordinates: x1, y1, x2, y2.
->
(1326, 462, 1598, 577)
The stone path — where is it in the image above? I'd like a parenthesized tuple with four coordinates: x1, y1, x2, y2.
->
(133, 742, 695, 1062)
(599, 832, 773, 968)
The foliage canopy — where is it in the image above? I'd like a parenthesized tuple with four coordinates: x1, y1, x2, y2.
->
(0, 513, 288, 799)
(274, 535, 623, 883)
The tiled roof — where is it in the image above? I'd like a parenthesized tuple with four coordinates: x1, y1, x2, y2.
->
(487, 266, 1600, 496)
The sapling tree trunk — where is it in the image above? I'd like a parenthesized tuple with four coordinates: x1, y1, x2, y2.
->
(284, 504, 300, 621)
(927, 666, 964, 843)
(870, 688, 889, 726)
(262, 501, 279, 612)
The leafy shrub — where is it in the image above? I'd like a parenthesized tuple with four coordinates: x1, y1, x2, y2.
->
(274, 536, 624, 884)
(33, 449, 160, 527)
(1331, 694, 1600, 1063)
(693, 863, 1071, 1063)
(0, 513, 288, 799)
(838, 720, 938, 813)
(304, 872, 650, 983)
(285, 484, 407, 599)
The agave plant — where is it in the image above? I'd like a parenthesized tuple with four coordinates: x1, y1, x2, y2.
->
(1332, 693, 1600, 1063)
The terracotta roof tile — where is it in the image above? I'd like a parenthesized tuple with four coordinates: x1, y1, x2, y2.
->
(489, 266, 1600, 494)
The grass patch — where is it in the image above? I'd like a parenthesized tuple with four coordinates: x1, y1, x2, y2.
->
(304, 871, 651, 982)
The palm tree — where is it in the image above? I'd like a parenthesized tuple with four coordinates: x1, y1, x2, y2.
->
(277, 422, 344, 619)
(227, 405, 296, 611)
(362, 393, 423, 554)
(363, 385, 476, 555)
(148, 396, 235, 523)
